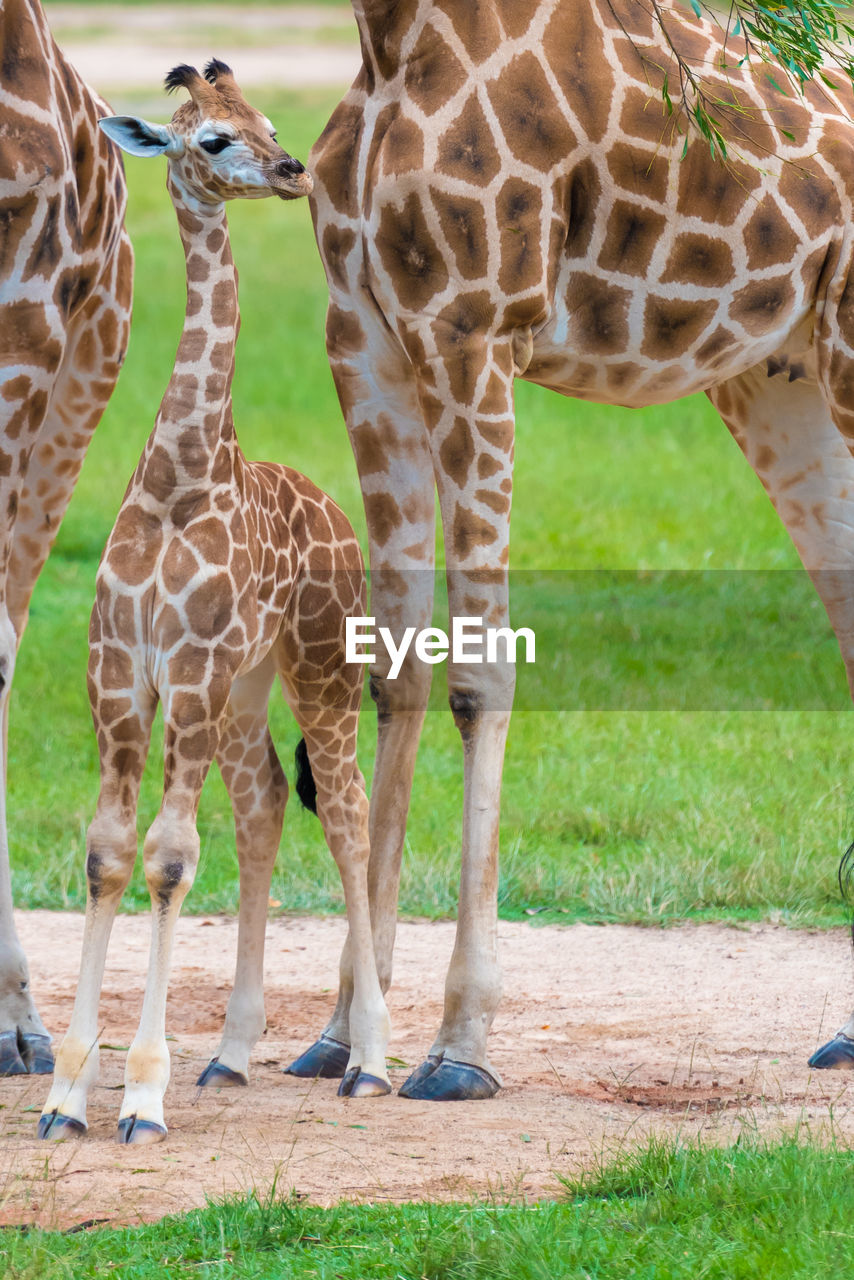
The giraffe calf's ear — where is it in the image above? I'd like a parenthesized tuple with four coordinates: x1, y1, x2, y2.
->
(99, 115, 180, 158)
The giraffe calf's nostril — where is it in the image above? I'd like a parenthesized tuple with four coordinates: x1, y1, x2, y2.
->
(276, 155, 304, 177)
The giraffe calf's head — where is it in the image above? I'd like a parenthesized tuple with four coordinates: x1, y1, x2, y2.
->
(98, 59, 312, 205)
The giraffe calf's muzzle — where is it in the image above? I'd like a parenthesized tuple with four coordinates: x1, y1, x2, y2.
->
(267, 156, 313, 201)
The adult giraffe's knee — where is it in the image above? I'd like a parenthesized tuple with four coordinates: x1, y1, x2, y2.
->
(448, 661, 516, 744)
(369, 655, 432, 722)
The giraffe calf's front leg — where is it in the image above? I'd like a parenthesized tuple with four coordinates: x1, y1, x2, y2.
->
(117, 811, 200, 1145)
(39, 806, 142, 1139)
(38, 1035, 100, 1139)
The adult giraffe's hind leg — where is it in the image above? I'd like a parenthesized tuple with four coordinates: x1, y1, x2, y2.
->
(197, 657, 287, 1088)
(709, 360, 854, 1070)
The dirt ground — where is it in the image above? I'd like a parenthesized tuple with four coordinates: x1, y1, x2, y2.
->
(2, 911, 854, 1228)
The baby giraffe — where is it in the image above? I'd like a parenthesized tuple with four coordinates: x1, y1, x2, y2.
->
(38, 61, 390, 1145)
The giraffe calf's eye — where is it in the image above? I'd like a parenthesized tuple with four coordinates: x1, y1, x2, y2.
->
(200, 137, 231, 155)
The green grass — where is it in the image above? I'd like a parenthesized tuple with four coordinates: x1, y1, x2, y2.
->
(6, 86, 853, 927)
(4, 1136, 854, 1277)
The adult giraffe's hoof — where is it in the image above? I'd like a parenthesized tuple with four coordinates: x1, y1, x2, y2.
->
(37, 1110, 86, 1140)
(399, 1058, 500, 1101)
(196, 1057, 248, 1088)
(397, 1054, 441, 1096)
(116, 1115, 167, 1145)
(338, 1066, 392, 1098)
(0, 1030, 53, 1076)
(284, 1034, 350, 1079)
(809, 1032, 854, 1069)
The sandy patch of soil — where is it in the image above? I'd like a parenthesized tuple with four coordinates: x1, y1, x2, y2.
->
(2, 911, 854, 1227)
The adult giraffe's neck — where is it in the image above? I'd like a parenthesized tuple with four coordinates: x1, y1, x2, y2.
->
(144, 174, 240, 501)
(350, 1, 418, 79)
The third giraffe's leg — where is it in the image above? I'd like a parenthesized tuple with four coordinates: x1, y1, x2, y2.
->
(197, 658, 286, 1088)
(710, 363, 854, 1070)
(286, 303, 435, 1079)
(2, 233, 132, 1077)
(399, 337, 517, 1102)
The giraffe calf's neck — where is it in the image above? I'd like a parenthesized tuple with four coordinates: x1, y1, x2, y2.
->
(142, 179, 239, 502)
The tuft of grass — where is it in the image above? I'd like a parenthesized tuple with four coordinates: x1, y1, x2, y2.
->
(5, 1137, 854, 1277)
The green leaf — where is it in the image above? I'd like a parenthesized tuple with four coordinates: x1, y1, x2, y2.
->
(661, 72, 674, 116)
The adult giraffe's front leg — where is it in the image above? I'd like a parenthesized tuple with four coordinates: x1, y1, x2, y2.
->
(286, 299, 436, 1081)
(399, 334, 517, 1102)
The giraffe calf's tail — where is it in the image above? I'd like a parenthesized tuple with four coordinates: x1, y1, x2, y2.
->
(295, 739, 318, 815)
(839, 840, 854, 945)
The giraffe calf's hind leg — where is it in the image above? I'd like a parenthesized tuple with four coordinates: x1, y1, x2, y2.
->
(292, 720, 390, 1099)
(197, 660, 286, 1089)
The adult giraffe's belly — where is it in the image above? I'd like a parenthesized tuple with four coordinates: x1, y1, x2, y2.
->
(523, 260, 817, 409)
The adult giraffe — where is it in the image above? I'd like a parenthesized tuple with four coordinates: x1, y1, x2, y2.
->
(284, 0, 854, 1101)
(0, 0, 132, 1075)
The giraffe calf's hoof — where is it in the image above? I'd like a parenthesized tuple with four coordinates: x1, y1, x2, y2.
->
(116, 1116, 168, 1145)
(338, 1067, 392, 1098)
(285, 1034, 350, 1079)
(399, 1058, 500, 1101)
(809, 1032, 854, 1069)
(37, 1110, 87, 1140)
(196, 1058, 248, 1088)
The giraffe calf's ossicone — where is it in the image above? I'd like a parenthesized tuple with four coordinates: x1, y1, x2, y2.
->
(39, 61, 389, 1147)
